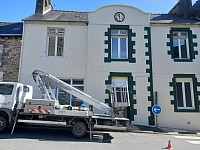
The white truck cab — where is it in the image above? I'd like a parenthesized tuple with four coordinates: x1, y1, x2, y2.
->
(0, 82, 33, 110)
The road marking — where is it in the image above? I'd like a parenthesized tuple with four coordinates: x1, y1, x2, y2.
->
(174, 136, 200, 140)
(186, 141, 200, 144)
(174, 136, 200, 145)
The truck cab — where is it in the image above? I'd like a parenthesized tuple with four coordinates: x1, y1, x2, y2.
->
(0, 82, 33, 110)
(0, 82, 33, 132)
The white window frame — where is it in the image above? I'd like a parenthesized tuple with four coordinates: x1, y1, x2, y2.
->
(111, 77, 130, 108)
(111, 29, 128, 59)
(173, 31, 190, 59)
(47, 28, 64, 57)
(175, 78, 195, 110)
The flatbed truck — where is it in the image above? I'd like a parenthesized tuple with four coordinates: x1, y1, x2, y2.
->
(0, 70, 130, 139)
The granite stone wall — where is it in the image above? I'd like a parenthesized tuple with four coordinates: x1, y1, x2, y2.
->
(0, 37, 21, 82)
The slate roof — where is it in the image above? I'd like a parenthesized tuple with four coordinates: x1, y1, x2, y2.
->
(151, 14, 200, 24)
(23, 9, 200, 25)
(193, 0, 200, 10)
(0, 22, 23, 37)
(24, 10, 88, 23)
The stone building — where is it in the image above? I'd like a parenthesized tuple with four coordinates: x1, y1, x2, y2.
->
(0, 22, 23, 82)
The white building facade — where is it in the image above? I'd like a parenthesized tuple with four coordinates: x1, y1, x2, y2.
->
(19, 0, 200, 130)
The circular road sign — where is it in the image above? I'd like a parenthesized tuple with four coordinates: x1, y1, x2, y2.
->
(152, 105, 162, 115)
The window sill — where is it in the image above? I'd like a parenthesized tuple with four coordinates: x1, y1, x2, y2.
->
(46, 56, 64, 58)
(174, 58, 192, 62)
(175, 108, 198, 112)
(111, 58, 129, 62)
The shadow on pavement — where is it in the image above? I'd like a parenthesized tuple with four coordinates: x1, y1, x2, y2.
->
(134, 125, 164, 132)
(0, 126, 114, 143)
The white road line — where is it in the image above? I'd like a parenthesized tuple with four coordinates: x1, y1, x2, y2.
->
(174, 136, 200, 145)
(186, 141, 200, 144)
(174, 136, 200, 140)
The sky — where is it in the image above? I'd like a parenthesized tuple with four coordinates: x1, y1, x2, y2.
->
(0, 0, 198, 22)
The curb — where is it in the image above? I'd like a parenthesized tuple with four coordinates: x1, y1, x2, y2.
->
(126, 125, 200, 136)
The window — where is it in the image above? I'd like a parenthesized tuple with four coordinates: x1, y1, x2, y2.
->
(111, 30, 128, 59)
(0, 84, 14, 95)
(0, 45, 3, 66)
(110, 77, 129, 108)
(47, 28, 64, 56)
(104, 25, 136, 63)
(175, 78, 194, 110)
(105, 72, 136, 120)
(167, 28, 198, 62)
(170, 74, 200, 112)
(56, 79, 84, 106)
(23, 86, 30, 92)
(173, 32, 189, 59)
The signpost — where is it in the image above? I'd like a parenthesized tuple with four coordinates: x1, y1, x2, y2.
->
(152, 105, 162, 115)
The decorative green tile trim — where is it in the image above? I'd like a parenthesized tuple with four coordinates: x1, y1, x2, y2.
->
(105, 72, 136, 121)
(144, 27, 155, 126)
(171, 100, 174, 105)
(104, 25, 136, 63)
(167, 28, 198, 62)
(169, 74, 200, 112)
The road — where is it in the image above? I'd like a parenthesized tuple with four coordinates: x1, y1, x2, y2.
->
(0, 126, 200, 150)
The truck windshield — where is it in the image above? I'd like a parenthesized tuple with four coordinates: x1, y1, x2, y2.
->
(0, 84, 14, 95)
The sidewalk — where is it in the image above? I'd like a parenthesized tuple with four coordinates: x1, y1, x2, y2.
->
(127, 124, 200, 135)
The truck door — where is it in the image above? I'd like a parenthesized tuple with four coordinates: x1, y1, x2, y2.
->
(14, 86, 21, 109)
(0, 83, 14, 109)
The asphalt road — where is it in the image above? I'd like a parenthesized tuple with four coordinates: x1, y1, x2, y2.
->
(0, 126, 200, 150)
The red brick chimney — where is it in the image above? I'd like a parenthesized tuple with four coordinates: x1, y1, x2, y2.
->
(35, 0, 53, 15)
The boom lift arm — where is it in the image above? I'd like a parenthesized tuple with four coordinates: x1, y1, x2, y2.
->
(32, 70, 113, 116)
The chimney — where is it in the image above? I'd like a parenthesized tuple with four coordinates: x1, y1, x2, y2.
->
(169, 0, 193, 18)
(35, 0, 53, 15)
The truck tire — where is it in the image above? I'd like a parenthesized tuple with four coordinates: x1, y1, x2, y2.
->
(0, 116, 8, 133)
(71, 121, 87, 138)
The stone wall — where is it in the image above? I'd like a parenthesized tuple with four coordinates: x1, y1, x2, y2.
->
(0, 37, 21, 82)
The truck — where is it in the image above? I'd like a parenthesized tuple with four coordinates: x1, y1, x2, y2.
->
(0, 70, 130, 139)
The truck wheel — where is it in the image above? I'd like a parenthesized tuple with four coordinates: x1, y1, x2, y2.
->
(71, 121, 87, 138)
(0, 116, 7, 133)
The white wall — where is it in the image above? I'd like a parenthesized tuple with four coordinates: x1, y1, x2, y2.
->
(151, 25, 200, 130)
(87, 5, 151, 125)
(19, 22, 88, 98)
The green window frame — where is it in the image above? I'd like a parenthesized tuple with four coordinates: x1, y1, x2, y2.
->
(170, 74, 200, 112)
(104, 25, 136, 63)
(105, 72, 136, 121)
(167, 28, 198, 62)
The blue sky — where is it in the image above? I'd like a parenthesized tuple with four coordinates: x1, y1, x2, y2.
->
(0, 0, 197, 22)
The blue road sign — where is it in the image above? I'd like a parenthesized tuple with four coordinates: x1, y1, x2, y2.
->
(152, 105, 162, 115)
